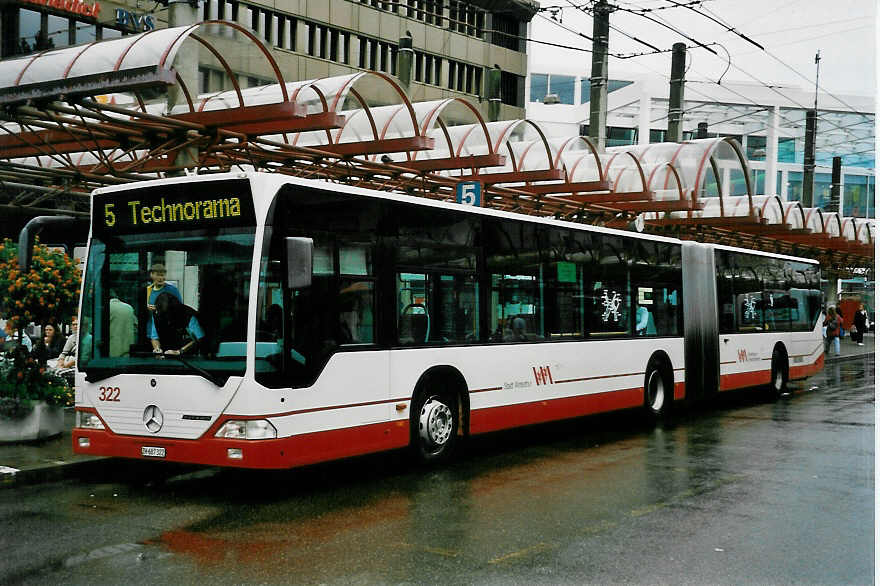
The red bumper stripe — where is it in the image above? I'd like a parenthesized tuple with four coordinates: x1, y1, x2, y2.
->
(73, 421, 410, 470)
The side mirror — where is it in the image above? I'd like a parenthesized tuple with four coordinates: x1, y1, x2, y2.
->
(17, 215, 83, 271)
(286, 237, 313, 289)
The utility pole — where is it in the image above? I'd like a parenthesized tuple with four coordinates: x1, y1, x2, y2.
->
(487, 65, 502, 122)
(396, 33, 413, 99)
(588, 0, 610, 150)
(167, 0, 201, 173)
(829, 156, 842, 213)
(667, 43, 686, 142)
(802, 50, 820, 207)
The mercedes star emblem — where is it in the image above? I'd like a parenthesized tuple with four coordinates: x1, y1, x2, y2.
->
(143, 405, 164, 433)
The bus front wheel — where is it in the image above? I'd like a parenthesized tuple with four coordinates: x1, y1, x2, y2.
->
(413, 392, 458, 463)
(644, 358, 671, 418)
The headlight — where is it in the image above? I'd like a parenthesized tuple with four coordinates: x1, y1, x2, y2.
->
(75, 411, 105, 430)
(215, 419, 277, 440)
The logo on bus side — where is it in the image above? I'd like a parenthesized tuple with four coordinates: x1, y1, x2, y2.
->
(533, 365, 554, 386)
(737, 349, 758, 362)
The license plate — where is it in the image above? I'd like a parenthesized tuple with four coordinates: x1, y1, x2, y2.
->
(141, 446, 166, 458)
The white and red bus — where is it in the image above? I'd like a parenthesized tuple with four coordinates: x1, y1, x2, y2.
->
(72, 172, 824, 468)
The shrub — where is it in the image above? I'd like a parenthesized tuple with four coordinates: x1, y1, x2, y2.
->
(0, 237, 80, 331)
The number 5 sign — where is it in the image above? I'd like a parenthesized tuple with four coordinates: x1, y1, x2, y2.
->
(456, 181, 482, 207)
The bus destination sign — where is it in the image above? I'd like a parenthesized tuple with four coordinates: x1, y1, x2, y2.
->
(93, 179, 255, 236)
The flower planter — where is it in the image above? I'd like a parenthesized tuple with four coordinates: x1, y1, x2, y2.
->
(0, 402, 64, 443)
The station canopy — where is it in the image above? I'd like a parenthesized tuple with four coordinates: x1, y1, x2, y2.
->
(0, 23, 871, 272)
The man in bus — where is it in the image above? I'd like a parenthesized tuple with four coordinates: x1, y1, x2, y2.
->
(146, 263, 182, 354)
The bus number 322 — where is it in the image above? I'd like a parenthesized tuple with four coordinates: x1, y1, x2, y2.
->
(98, 386, 121, 401)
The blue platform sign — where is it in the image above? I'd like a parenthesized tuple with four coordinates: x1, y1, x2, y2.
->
(455, 181, 482, 207)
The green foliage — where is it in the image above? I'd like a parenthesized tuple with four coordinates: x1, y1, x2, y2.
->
(0, 346, 74, 420)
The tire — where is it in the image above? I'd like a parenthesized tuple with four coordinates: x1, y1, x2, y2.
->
(768, 347, 788, 399)
(413, 391, 458, 463)
(644, 358, 671, 418)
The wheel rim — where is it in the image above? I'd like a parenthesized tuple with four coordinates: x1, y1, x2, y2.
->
(648, 370, 665, 413)
(419, 398, 453, 451)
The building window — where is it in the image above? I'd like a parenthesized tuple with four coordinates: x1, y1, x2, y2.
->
(491, 13, 523, 52)
(844, 174, 870, 217)
(778, 138, 797, 163)
(607, 127, 636, 147)
(787, 171, 803, 202)
(307, 22, 316, 56)
(650, 129, 667, 143)
(500, 71, 524, 108)
(549, 75, 575, 105)
(531, 74, 575, 104)
(359, 36, 367, 68)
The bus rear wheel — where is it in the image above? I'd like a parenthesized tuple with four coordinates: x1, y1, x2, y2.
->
(413, 393, 458, 463)
(644, 358, 671, 419)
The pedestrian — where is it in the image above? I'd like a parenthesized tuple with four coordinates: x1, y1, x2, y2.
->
(55, 316, 78, 369)
(146, 263, 181, 355)
(109, 291, 137, 357)
(33, 322, 65, 364)
(823, 307, 841, 356)
(853, 303, 868, 346)
(52, 316, 78, 386)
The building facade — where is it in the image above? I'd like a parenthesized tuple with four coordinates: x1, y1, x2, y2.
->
(526, 70, 875, 219)
(1, 0, 538, 121)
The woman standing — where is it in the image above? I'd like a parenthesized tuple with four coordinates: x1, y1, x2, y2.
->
(824, 307, 841, 356)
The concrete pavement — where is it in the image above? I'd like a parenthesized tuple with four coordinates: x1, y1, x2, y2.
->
(0, 333, 873, 488)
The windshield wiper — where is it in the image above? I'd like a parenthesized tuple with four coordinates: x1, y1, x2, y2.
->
(162, 353, 226, 387)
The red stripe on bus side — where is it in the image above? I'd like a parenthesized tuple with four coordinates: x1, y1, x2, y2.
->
(719, 352, 823, 392)
(720, 369, 771, 391)
(73, 420, 411, 470)
(674, 381, 685, 400)
(469, 388, 645, 435)
(790, 353, 824, 380)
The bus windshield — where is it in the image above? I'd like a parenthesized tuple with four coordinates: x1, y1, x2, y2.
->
(79, 179, 257, 384)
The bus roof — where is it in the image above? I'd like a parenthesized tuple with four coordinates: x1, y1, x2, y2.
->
(93, 171, 819, 265)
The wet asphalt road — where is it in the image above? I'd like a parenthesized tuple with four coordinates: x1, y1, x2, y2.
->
(1, 356, 874, 585)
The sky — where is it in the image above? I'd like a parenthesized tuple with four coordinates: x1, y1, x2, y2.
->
(530, 0, 877, 98)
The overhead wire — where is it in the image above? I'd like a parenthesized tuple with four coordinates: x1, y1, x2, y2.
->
(658, 0, 871, 116)
(536, 1, 873, 155)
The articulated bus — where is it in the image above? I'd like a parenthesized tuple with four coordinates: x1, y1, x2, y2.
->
(72, 172, 824, 468)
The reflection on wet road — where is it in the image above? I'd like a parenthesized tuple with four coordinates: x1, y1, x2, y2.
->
(2, 357, 873, 584)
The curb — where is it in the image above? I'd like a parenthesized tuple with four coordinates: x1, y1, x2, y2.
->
(0, 456, 108, 489)
(825, 352, 874, 364)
